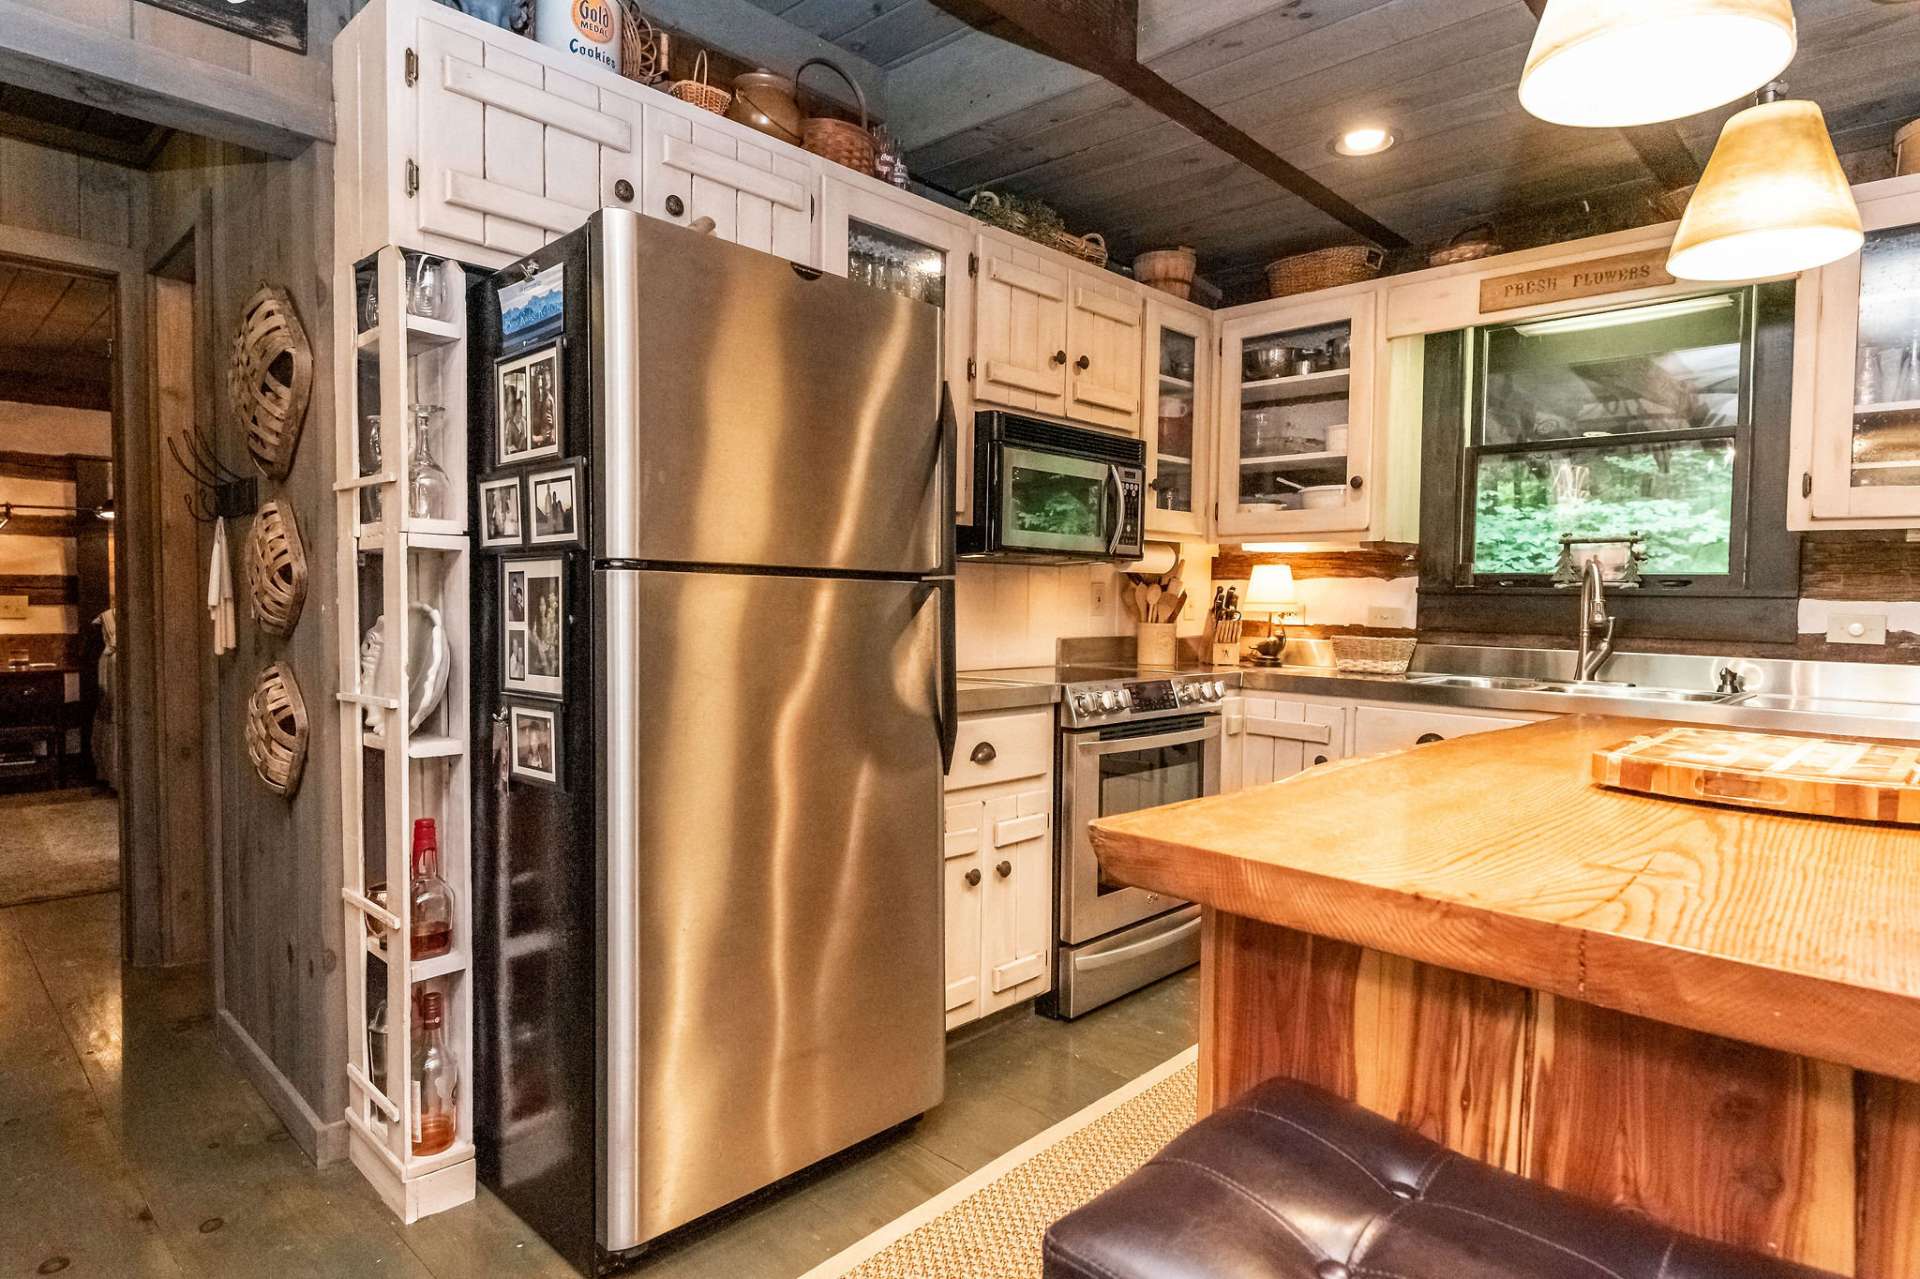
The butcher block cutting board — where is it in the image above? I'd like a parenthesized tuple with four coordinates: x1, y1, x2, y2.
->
(1593, 725, 1920, 824)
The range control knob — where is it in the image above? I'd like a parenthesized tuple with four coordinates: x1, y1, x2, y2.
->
(1099, 690, 1121, 712)
(1212, 680, 1227, 698)
(1072, 693, 1093, 715)
(1201, 683, 1220, 702)
(1117, 688, 1133, 708)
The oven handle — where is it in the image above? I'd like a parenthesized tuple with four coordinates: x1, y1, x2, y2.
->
(1105, 463, 1125, 556)
(1073, 722, 1220, 759)
(1075, 914, 1201, 972)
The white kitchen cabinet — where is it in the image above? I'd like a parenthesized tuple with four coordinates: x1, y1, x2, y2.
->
(1217, 289, 1379, 539)
(1067, 269, 1144, 433)
(973, 230, 1072, 418)
(1230, 696, 1346, 788)
(1797, 176, 1920, 529)
(943, 708, 1054, 1029)
(1350, 704, 1530, 755)
(1143, 298, 1214, 538)
(639, 95, 818, 265)
(820, 175, 979, 520)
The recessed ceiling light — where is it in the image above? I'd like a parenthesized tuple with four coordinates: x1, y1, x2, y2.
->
(1330, 126, 1395, 157)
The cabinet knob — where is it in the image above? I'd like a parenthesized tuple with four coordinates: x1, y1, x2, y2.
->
(995, 860, 1013, 878)
(689, 216, 718, 237)
(1349, 475, 1364, 491)
(970, 741, 997, 765)
(613, 178, 635, 203)
(1050, 349, 1068, 366)
(1075, 354, 1091, 371)
(1415, 732, 1444, 745)
(964, 868, 982, 887)
(664, 194, 685, 218)
(1312, 754, 1328, 766)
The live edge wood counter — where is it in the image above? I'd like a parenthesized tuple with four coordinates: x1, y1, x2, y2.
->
(1092, 715, 1920, 1277)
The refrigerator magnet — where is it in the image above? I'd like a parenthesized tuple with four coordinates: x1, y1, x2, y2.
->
(497, 262, 564, 348)
(527, 461, 583, 546)
(501, 557, 564, 699)
(496, 343, 563, 466)
(479, 475, 525, 548)
(508, 703, 561, 787)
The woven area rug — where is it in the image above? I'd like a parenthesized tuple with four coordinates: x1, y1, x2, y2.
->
(803, 1046, 1198, 1279)
(0, 787, 119, 907)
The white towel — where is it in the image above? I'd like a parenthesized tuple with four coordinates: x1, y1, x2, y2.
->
(209, 516, 236, 655)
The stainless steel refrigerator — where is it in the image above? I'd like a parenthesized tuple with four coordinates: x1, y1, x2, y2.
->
(469, 210, 956, 1273)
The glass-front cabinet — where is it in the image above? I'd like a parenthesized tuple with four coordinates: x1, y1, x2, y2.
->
(1809, 184, 1920, 524)
(819, 176, 978, 520)
(1142, 298, 1213, 538)
(1217, 291, 1377, 537)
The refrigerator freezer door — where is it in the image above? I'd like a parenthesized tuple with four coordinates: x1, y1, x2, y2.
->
(599, 568, 946, 1251)
(595, 210, 944, 575)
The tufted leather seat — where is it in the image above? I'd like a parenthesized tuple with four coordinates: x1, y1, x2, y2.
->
(1044, 1077, 1840, 1279)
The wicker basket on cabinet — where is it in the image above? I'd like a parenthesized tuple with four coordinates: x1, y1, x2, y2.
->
(1330, 635, 1417, 675)
(1264, 246, 1386, 298)
(669, 50, 731, 116)
(798, 58, 875, 177)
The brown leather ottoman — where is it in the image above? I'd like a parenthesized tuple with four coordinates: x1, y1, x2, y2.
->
(1044, 1077, 1839, 1279)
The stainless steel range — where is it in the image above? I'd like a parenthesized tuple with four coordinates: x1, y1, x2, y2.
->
(1039, 666, 1228, 1019)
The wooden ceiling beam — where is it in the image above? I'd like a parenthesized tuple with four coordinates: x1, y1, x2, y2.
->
(1520, 0, 1701, 190)
(934, 0, 1409, 250)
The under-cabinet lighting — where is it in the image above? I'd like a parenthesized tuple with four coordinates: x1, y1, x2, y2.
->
(1330, 126, 1395, 157)
(1510, 294, 1735, 338)
(1519, 0, 1796, 129)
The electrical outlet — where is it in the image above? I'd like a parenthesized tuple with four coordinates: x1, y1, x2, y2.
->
(0, 595, 27, 621)
(1366, 605, 1405, 629)
(1826, 612, 1887, 645)
(1088, 569, 1109, 616)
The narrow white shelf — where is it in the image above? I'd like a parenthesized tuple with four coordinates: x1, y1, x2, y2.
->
(1158, 374, 1194, 391)
(412, 949, 468, 983)
(1849, 458, 1920, 472)
(1157, 453, 1192, 466)
(1856, 398, 1920, 416)
(363, 732, 465, 759)
(1241, 450, 1348, 469)
(356, 525, 469, 554)
(355, 313, 463, 351)
(1242, 367, 1350, 400)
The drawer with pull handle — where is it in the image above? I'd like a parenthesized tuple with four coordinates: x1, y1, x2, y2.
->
(947, 708, 1051, 791)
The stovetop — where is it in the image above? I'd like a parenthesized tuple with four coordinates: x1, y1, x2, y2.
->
(961, 663, 1234, 728)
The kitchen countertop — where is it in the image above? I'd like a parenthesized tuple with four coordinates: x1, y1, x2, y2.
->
(1091, 713, 1920, 1082)
(956, 672, 1060, 714)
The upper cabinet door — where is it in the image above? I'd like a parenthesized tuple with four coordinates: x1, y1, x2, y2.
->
(974, 234, 1071, 417)
(412, 13, 612, 257)
(820, 178, 979, 521)
(1066, 269, 1143, 433)
(1808, 187, 1920, 524)
(1143, 299, 1213, 538)
(642, 100, 818, 265)
(1216, 290, 1378, 538)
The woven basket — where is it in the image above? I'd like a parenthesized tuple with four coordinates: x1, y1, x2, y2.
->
(1050, 230, 1108, 267)
(246, 661, 309, 798)
(230, 284, 313, 481)
(1264, 246, 1386, 299)
(1330, 635, 1417, 676)
(1134, 246, 1196, 296)
(970, 192, 1110, 267)
(798, 58, 874, 176)
(1428, 223, 1502, 268)
(246, 500, 308, 637)
(670, 50, 730, 116)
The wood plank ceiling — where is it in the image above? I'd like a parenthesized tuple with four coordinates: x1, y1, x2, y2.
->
(757, 0, 1920, 300)
(0, 263, 114, 411)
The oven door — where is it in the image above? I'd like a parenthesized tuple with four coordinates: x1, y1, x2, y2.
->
(1060, 716, 1221, 945)
(997, 445, 1126, 559)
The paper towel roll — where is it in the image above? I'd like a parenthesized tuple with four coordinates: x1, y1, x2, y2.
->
(1122, 542, 1180, 576)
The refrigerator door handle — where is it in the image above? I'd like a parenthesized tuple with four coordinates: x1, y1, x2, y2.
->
(933, 382, 958, 777)
(938, 382, 957, 577)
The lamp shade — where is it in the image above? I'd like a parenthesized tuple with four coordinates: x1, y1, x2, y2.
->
(1519, 0, 1796, 129)
(1668, 98, 1864, 282)
(1244, 564, 1297, 612)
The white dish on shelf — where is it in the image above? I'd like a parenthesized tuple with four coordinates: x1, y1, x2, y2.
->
(360, 604, 452, 732)
(1300, 485, 1347, 510)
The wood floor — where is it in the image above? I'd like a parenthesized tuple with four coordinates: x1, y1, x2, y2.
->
(0, 891, 1198, 1278)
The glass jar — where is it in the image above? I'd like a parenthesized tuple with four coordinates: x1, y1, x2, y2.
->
(411, 989, 458, 1157)
(407, 254, 445, 321)
(408, 405, 452, 522)
(367, 998, 389, 1097)
(409, 818, 454, 960)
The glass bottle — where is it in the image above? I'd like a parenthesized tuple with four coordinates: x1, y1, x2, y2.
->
(411, 989, 458, 1157)
(409, 818, 454, 960)
(367, 998, 389, 1097)
(362, 414, 383, 523)
(408, 404, 452, 521)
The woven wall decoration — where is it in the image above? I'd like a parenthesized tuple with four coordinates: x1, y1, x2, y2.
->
(230, 284, 314, 481)
(245, 500, 308, 636)
(246, 660, 309, 798)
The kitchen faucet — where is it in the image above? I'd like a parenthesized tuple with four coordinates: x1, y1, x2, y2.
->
(1575, 557, 1615, 683)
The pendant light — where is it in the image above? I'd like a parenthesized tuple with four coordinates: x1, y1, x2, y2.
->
(1668, 86, 1862, 282)
(1520, 0, 1797, 129)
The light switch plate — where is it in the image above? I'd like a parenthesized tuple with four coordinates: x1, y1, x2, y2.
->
(1088, 569, 1109, 616)
(0, 595, 27, 621)
(1826, 612, 1887, 645)
(1366, 605, 1405, 629)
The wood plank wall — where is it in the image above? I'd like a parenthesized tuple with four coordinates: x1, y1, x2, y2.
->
(145, 132, 345, 1161)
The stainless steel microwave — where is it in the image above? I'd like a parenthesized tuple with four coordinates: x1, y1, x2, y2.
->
(958, 412, 1146, 564)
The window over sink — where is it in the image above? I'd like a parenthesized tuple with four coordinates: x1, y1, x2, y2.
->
(1419, 282, 1801, 643)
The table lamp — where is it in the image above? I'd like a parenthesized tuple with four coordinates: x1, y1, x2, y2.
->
(1245, 564, 1297, 667)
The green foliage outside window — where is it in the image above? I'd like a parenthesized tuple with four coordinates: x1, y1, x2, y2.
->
(1471, 440, 1735, 576)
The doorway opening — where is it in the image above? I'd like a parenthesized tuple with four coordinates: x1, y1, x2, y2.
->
(0, 260, 120, 909)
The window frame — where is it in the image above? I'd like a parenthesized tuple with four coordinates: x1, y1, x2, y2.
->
(1417, 280, 1802, 644)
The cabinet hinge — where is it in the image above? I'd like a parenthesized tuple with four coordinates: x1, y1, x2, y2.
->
(405, 159, 420, 199)
(1802, 471, 1813, 499)
(966, 357, 977, 382)
(404, 47, 418, 87)
(968, 253, 978, 278)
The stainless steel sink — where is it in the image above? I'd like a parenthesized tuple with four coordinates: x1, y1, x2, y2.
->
(1408, 672, 1739, 703)
(1404, 674, 1550, 691)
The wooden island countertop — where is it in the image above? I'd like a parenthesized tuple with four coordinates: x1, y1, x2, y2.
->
(1093, 713, 1920, 1082)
